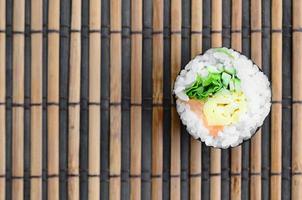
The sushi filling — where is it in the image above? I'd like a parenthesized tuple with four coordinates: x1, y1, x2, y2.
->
(184, 49, 247, 136)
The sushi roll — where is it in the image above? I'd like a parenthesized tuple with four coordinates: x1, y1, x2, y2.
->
(173, 47, 271, 148)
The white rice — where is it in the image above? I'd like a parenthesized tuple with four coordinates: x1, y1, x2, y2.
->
(173, 47, 271, 148)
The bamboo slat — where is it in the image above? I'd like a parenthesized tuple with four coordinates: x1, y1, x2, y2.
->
(130, 0, 142, 199)
(170, 0, 181, 199)
(151, 109, 163, 200)
(230, 0, 242, 200)
(0, 0, 5, 198)
(110, 0, 122, 199)
(12, 0, 25, 199)
(191, 0, 202, 57)
(30, 0, 43, 199)
(231, 0, 242, 51)
(152, 0, 164, 199)
(88, 0, 101, 199)
(271, 0, 282, 199)
(292, 0, 302, 199)
(190, 0, 202, 199)
(68, 0, 82, 199)
(47, 0, 60, 199)
(210, 0, 222, 200)
(250, 0, 262, 199)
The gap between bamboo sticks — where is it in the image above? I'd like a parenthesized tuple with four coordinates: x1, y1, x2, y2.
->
(0, 0, 5, 199)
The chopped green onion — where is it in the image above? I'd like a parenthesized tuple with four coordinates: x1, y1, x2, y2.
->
(224, 65, 236, 75)
(221, 72, 232, 87)
(229, 79, 235, 91)
(234, 78, 241, 91)
(206, 65, 221, 73)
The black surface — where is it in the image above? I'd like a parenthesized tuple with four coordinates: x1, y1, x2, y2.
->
(101, 0, 110, 198)
(181, 0, 191, 199)
(163, 0, 171, 199)
(241, 1, 251, 199)
(261, 0, 271, 199)
(282, 0, 292, 199)
(202, 0, 211, 199)
(142, 0, 153, 199)
(221, 0, 231, 199)
(121, 0, 131, 199)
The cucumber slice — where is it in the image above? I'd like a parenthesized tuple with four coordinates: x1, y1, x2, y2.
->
(206, 65, 220, 73)
(234, 78, 241, 91)
(224, 65, 236, 75)
(215, 48, 234, 58)
(229, 79, 235, 91)
(221, 72, 232, 87)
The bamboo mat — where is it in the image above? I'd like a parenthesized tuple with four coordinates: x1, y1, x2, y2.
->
(0, 0, 299, 199)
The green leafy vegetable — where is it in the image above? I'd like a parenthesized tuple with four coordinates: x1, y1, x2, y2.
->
(185, 65, 242, 100)
(186, 73, 223, 100)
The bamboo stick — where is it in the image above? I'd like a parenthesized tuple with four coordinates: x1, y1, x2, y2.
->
(110, 0, 122, 199)
(292, 0, 302, 199)
(191, 0, 202, 56)
(30, 0, 43, 199)
(0, 0, 5, 198)
(130, 0, 142, 199)
(12, 0, 25, 199)
(68, 0, 82, 199)
(152, 0, 164, 199)
(190, 0, 202, 199)
(88, 0, 101, 199)
(270, 0, 282, 199)
(47, 0, 60, 199)
(250, 0, 262, 199)
(170, 0, 181, 199)
(151, 109, 163, 200)
(230, 1, 242, 200)
(210, 0, 222, 200)
(231, 0, 242, 51)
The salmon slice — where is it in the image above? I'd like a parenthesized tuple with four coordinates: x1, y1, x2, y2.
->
(187, 99, 223, 137)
